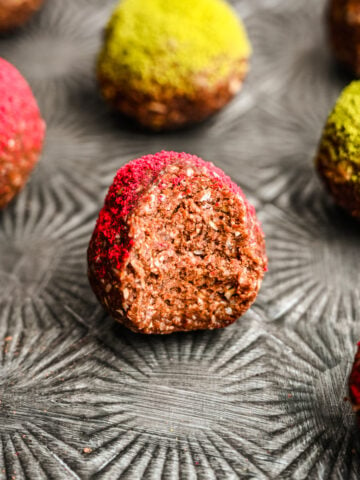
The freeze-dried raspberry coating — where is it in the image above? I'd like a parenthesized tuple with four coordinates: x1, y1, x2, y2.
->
(0, 58, 45, 208)
(88, 151, 267, 334)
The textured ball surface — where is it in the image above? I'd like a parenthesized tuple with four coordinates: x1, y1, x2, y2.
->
(88, 151, 267, 334)
(315, 81, 360, 218)
(0, 0, 44, 32)
(0, 58, 45, 208)
(328, 0, 360, 76)
(97, 0, 251, 130)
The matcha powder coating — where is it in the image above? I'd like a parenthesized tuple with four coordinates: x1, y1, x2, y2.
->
(98, 0, 251, 97)
(321, 81, 360, 168)
(316, 80, 360, 218)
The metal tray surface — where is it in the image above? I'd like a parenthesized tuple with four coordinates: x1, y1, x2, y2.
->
(0, 0, 359, 478)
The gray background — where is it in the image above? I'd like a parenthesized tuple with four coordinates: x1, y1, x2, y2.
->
(0, 0, 359, 478)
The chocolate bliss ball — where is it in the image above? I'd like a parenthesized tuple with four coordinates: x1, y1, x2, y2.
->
(88, 151, 267, 334)
(0, 0, 44, 32)
(0, 58, 45, 208)
(97, 0, 251, 131)
(328, 0, 360, 76)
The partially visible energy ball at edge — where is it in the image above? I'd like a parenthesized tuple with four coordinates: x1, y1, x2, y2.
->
(328, 0, 360, 76)
(349, 342, 360, 420)
(88, 151, 267, 335)
(0, 58, 45, 209)
(97, 0, 251, 131)
(315, 81, 360, 218)
(0, 0, 44, 32)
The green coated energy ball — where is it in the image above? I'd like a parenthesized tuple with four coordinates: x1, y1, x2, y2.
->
(97, 0, 251, 130)
(316, 81, 360, 218)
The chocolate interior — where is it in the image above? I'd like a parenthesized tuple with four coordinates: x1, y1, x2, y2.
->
(115, 162, 261, 333)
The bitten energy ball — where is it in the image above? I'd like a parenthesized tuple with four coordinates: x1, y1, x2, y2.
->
(97, 0, 251, 131)
(88, 151, 267, 334)
(315, 81, 360, 218)
(328, 0, 360, 76)
(0, 58, 45, 208)
(349, 342, 360, 418)
(0, 0, 44, 32)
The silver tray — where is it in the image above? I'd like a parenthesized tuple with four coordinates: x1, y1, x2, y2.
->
(1, 0, 359, 478)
